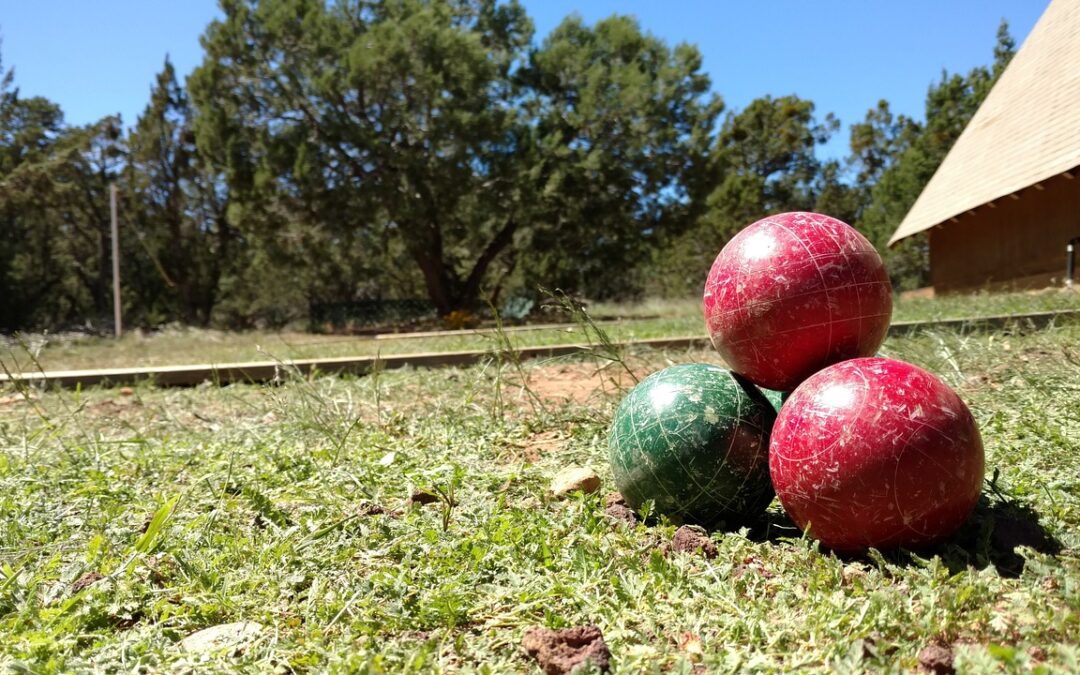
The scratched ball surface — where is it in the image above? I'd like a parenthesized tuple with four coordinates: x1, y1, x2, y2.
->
(703, 211, 892, 391)
(608, 364, 776, 526)
(769, 358, 984, 552)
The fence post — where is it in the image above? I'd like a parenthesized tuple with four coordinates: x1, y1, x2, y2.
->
(111, 183, 122, 338)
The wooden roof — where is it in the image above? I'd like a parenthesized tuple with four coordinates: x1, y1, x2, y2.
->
(889, 0, 1080, 245)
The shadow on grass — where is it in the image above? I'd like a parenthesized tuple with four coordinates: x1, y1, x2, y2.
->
(735, 494, 1060, 578)
(899, 496, 1060, 578)
(744, 508, 804, 544)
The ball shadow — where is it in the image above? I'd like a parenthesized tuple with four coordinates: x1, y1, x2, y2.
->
(888, 495, 1061, 578)
(743, 507, 804, 543)
(730, 491, 1059, 579)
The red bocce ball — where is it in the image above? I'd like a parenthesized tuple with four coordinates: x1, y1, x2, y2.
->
(769, 358, 984, 552)
(703, 211, 892, 391)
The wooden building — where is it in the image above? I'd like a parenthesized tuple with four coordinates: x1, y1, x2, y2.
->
(889, 0, 1080, 293)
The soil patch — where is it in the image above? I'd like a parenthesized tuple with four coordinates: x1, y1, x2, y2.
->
(407, 490, 440, 506)
(525, 361, 652, 405)
(520, 430, 564, 462)
(72, 571, 105, 594)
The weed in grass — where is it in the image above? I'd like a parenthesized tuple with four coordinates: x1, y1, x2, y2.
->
(542, 288, 639, 386)
(483, 299, 547, 419)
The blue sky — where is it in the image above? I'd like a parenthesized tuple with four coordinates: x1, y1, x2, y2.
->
(0, 1, 1047, 160)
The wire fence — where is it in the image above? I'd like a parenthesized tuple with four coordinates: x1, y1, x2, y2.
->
(308, 299, 438, 333)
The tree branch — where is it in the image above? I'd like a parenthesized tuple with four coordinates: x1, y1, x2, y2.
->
(463, 216, 517, 298)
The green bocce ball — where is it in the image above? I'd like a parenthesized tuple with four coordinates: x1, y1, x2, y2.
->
(608, 364, 776, 526)
(761, 387, 789, 413)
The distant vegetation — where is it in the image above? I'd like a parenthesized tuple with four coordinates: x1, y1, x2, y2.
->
(0, 1, 1015, 331)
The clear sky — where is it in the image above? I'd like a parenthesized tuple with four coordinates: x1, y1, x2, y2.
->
(0, 0, 1048, 160)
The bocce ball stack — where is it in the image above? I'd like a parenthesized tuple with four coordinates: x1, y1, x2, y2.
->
(703, 212, 893, 392)
(769, 358, 985, 552)
(607, 364, 775, 526)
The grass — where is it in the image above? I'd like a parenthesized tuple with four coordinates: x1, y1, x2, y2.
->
(893, 288, 1079, 323)
(1, 298, 1079, 671)
(2, 289, 1075, 374)
(0, 316, 704, 373)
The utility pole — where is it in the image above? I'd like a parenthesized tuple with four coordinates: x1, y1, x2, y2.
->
(110, 183, 122, 338)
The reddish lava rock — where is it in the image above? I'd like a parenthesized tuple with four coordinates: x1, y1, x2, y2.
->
(522, 625, 611, 675)
(770, 358, 984, 552)
(917, 644, 955, 674)
(668, 526, 718, 559)
(703, 211, 892, 391)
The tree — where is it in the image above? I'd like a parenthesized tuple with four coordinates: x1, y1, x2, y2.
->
(643, 94, 837, 297)
(0, 55, 67, 330)
(848, 100, 919, 188)
(704, 95, 838, 237)
(189, 0, 720, 314)
(126, 57, 233, 325)
(508, 14, 720, 300)
(189, 0, 534, 316)
(0, 46, 126, 330)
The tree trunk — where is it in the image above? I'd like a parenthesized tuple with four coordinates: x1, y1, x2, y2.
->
(462, 218, 517, 302)
(413, 249, 456, 316)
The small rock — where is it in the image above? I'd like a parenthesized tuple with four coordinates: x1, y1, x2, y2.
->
(550, 467, 601, 498)
(522, 625, 611, 674)
(181, 621, 265, 654)
(605, 502, 638, 525)
(603, 492, 626, 507)
(408, 490, 440, 506)
(119, 387, 135, 396)
(669, 526, 718, 559)
(357, 501, 392, 516)
(917, 644, 955, 674)
(604, 492, 636, 524)
(72, 571, 105, 593)
(732, 556, 773, 579)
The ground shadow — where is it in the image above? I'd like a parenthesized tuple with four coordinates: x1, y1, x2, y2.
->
(744, 507, 804, 544)
(729, 493, 1059, 578)
(890, 495, 1061, 578)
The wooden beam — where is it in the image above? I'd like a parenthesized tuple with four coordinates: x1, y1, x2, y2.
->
(1008, 193, 1021, 200)
(949, 217, 960, 224)
(1034, 182, 1045, 191)
(1064, 170, 1075, 180)
(986, 201, 996, 209)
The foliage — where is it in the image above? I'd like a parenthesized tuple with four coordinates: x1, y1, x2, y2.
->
(188, 1, 719, 314)
(125, 58, 234, 326)
(0, 10, 1025, 330)
(645, 94, 840, 297)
